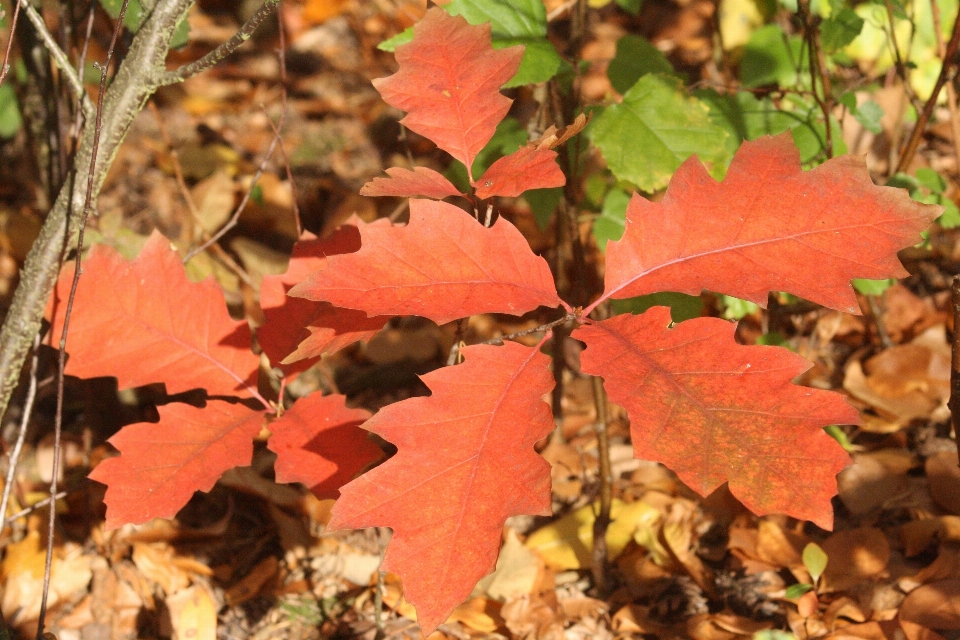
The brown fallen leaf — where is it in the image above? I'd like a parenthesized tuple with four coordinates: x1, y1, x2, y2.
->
(821, 527, 891, 592)
(900, 578, 960, 630)
(926, 451, 960, 514)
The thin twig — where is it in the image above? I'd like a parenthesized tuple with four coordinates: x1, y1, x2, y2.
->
(158, 0, 281, 86)
(147, 100, 256, 289)
(0, 0, 23, 87)
(5, 490, 70, 526)
(38, 0, 132, 634)
(590, 374, 612, 596)
(894, 1, 960, 173)
(950, 278, 960, 468)
(0, 334, 40, 530)
(273, 7, 301, 237)
(480, 314, 575, 346)
(18, 0, 94, 119)
(930, 0, 960, 173)
(798, 0, 834, 158)
(69, 3, 97, 140)
(883, 0, 923, 113)
(183, 110, 284, 263)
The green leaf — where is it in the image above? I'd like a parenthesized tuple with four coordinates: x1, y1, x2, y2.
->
(446, 0, 561, 85)
(756, 332, 788, 346)
(590, 75, 730, 192)
(607, 35, 674, 94)
(496, 38, 562, 87)
(611, 293, 704, 322)
(824, 425, 855, 451)
(616, 0, 644, 13)
(852, 100, 884, 134)
(937, 201, 960, 228)
(915, 167, 946, 193)
(0, 84, 22, 139)
(99, 0, 189, 47)
(820, 8, 865, 52)
(785, 583, 814, 599)
(802, 542, 828, 583)
(754, 630, 799, 640)
(378, 27, 414, 51)
(852, 278, 895, 295)
(593, 188, 631, 249)
(695, 89, 795, 158)
(720, 295, 758, 320)
(525, 187, 563, 229)
(741, 24, 804, 88)
(446, 117, 528, 191)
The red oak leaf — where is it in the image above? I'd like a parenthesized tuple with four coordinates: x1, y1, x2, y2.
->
(90, 401, 265, 529)
(473, 147, 566, 199)
(597, 133, 939, 314)
(328, 342, 554, 636)
(574, 307, 857, 529)
(373, 8, 522, 179)
(360, 167, 464, 199)
(289, 199, 561, 324)
(258, 226, 387, 370)
(47, 231, 259, 397)
(268, 392, 380, 499)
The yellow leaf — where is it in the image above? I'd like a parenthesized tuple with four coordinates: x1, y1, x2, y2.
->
(526, 500, 663, 569)
(167, 586, 217, 640)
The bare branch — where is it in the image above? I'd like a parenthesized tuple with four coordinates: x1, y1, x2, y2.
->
(0, 0, 195, 467)
(18, 0, 94, 119)
(158, 0, 281, 86)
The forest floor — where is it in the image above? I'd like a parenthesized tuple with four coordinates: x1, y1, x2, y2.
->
(2, 1, 960, 639)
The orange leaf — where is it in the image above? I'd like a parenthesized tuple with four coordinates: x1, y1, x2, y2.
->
(47, 231, 260, 397)
(361, 167, 464, 199)
(90, 401, 265, 529)
(373, 8, 522, 179)
(258, 226, 387, 370)
(328, 342, 555, 636)
(598, 134, 939, 314)
(474, 147, 565, 199)
(268, 392, 380, 499)
(574, 307, 857, 529)
(289, 199, 561, 324)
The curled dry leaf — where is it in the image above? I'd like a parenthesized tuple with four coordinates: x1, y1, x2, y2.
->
(360, 166, 464, 199)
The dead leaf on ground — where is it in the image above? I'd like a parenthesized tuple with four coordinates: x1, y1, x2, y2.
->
(926, 451, 960, 514)
(900, 578, 960, 630)
(167, 585, 218, 640)
(821, 527, 891, 591)
(837, 448, 917, 515)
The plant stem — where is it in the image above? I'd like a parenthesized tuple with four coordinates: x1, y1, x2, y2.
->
(0, 0, 228, 429)
(895, 1, 960, 174)
(158, 0, 281, 86)
(39, 0, 134, 632)
(798, 0, 833, 158)
(590, 374, 613, 596)
(949, 277, 960, 468)
(929, 0, 960, 173)
(18, 0, 94, 119)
